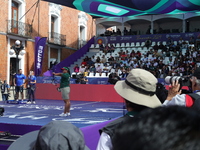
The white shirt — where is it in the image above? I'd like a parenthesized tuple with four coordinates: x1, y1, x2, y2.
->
(163, 92, 200, 107)
(163, 94, 186, 106)
(96, 132, 112, 150)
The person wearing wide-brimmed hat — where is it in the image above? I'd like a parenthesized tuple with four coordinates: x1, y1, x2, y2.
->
(53, 67, 71, 117)
(97, 68, 161, 150)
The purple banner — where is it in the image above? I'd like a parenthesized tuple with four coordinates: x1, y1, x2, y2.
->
(34, 37, 47, 76)
(95, 32, 200, 44)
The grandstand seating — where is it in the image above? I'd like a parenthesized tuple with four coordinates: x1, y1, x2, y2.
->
(69, 35, 194, 79)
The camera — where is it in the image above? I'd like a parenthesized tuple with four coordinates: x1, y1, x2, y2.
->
(165, 76, 192, 93)
(72, 74, 84, 84)
(108, 73, 121, 85)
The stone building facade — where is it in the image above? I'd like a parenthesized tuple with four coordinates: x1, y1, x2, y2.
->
(0, 0, 96, 84)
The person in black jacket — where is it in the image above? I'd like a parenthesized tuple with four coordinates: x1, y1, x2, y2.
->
(97, 69, 162, 150)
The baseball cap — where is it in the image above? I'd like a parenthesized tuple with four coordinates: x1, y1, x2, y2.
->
(61, 67, 69, 71)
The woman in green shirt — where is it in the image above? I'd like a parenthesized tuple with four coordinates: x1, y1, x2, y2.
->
(53, 67, 71, 117)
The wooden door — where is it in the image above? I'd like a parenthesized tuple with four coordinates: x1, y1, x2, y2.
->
(11, 2, 18, 34)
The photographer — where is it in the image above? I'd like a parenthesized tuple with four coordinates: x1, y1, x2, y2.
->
(80, 76, 88, 84)
(1, 80, 10, 102)
(163, 67, 200, 111)
(108, 72, 121, 85)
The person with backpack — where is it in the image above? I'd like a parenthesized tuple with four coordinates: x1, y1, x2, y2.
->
(1, 80, 10, 102)
(163, 67, 200, 111)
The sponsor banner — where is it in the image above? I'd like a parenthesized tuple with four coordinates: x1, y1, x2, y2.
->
(36, 76, 109, 84)
(34, 37, 47, 76)
(95, 32, 200, 44)
(37, 77, 166, 85)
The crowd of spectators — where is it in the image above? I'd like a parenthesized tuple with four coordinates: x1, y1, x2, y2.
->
(102, 27, 136, 36)
(73, 36, 199, 79)
(101, 26, 200, 36)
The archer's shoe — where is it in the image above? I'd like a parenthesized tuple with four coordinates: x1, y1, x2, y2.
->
(59, 113, 67, 117)
(27, 101, 31, 104)
(32, 101, 36, 104)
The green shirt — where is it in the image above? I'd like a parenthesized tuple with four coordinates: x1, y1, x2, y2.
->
(60, 73, 70, 88)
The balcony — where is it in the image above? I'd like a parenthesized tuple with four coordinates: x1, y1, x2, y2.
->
(48, 32, 66, 46)
(7, 20, 32, 38)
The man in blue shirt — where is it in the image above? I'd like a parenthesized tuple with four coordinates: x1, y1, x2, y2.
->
(13, 69, 26, 101)
(27, 71, 36, 104)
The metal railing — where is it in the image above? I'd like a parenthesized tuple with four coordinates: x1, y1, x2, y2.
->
(48, 32, 66, 46)
(7, 20, 32, 38)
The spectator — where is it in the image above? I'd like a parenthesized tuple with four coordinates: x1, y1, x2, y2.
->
(26, 71, 37, 104)
(73, 64, 79, 73)
(91, 55, 96, 62)
(108, 56, 115, 62)
(189, 36, 195, 45)
(146, 25, 151, 34)
(145, 38, 152, 49)
(153, 43, 159, 50)
(13, 69, 26, 101)
(110, 44, 115, 52)
(108, 72, 121, 84)
(8, 121, 89, 150)
(123, 27, 128, 35)
(0, 80, 10, 102)
(81, 59, 87, 66)
(101, 55, 107, 65)
(104, 44, 110, 54)
(87, 58, 94, 67)
(96, 64, 102, 74)
(178, 37, 184, 47)
(79, 65, 86, 75)
(158, 41, 165, 49)
(166, 36, 173, 46)
(96, 68, 161, 150)
(102, 64, 110, 76)
(84, 65, 90, 77)
(158, 27, 163, 33)
(99, 44, 104, 51)
(128, 28, 132, 35)
(112, 106, 200, 150)
(116, 28, 121, 35)
(84, 56, 89, 62)
(89, 64, 96, 75)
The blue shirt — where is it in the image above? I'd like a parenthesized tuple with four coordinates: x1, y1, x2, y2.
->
(15, 74, 26, 86)
(28, 75, 36, 85)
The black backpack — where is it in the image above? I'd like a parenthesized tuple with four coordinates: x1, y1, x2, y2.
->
(1, 84, 7, 93)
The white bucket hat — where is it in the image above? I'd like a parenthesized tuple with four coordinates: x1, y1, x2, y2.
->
(114, 68, 161, 108)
